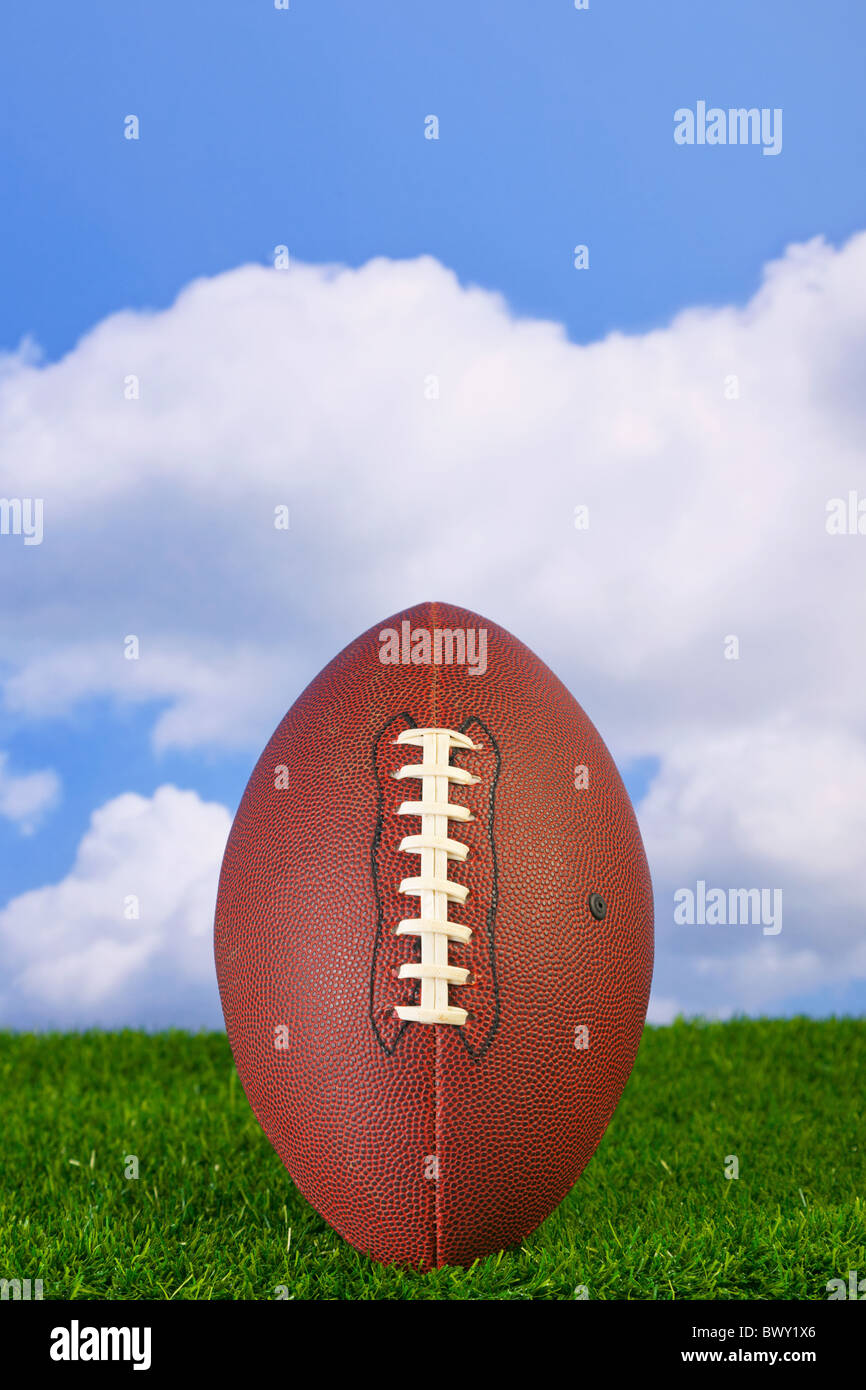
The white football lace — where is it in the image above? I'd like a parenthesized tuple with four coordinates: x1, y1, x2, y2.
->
(391, 727, 481, 1026)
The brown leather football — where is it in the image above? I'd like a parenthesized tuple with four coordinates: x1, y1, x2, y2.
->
(214, 600, 653, 1268)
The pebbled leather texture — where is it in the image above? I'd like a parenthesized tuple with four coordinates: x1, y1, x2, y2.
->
(369, 711, 501, 1058)
(214, 601, 654, 1269)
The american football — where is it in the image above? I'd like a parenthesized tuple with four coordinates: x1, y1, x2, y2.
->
(214, 600, 654, 1268)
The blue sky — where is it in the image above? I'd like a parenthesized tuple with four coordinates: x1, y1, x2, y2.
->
(1, 1, 865, 1027)
(3, 0, 864, 360)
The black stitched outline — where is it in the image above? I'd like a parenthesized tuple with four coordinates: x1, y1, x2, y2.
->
(369, 712, 502, 1060)
(455, 715, 501, 1059)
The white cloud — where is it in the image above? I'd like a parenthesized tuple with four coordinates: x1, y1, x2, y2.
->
(639, 715, 866, 1017)
(1, 236, 863, 754)
(641, 718, 866, 905)
(0, 752, 60, 833)
(0, 786, 230, 1028)
(1, 234, 865, 1019)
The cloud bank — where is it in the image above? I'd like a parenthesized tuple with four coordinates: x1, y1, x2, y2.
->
(0, 751, 60, 833)
(0, 787, 230, 1029)
(1, 233, 865, 1023)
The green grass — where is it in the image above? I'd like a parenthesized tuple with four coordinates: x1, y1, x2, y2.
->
(1, 1020, 863, 1300)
